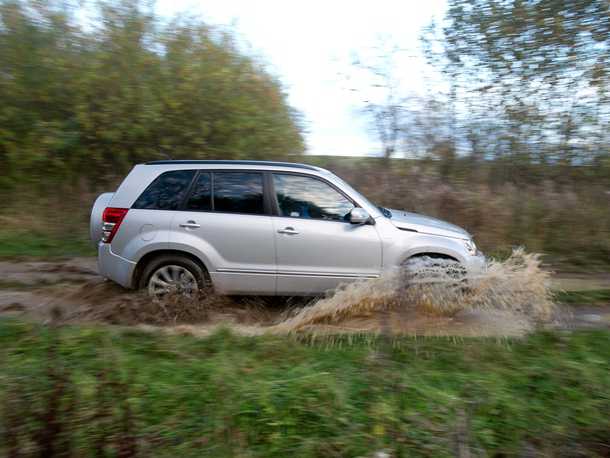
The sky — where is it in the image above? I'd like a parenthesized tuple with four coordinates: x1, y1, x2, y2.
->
(155, 0, 447, 156)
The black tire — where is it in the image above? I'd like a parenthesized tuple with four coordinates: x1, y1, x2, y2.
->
(138, 254, 209, 295)
(401, 255, 467, 284)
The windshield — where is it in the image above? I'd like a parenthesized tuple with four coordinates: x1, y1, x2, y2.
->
(323, 171, 393, 219)
(325, 172, 377, 209)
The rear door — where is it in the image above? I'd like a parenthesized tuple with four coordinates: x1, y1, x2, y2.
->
(271, 173, 382, 295)
(170, 170, 276, 294)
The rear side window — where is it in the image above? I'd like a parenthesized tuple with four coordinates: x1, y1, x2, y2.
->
(213, 172, 264, 215)
(185, 172, 212, 211)
(132, 170, 195, 210)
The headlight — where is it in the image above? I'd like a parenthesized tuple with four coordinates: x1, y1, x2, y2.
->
(463, 239, 477, 255)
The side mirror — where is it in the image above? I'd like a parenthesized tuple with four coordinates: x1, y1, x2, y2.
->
(349, 208, 371, 225)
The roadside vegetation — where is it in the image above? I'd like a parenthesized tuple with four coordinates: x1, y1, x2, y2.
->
(555, 289, 610, 307)
(1, 0, 609, 270)
(3, 155, 610, 270)
(1, 319, 609, 457)
(0, 230, 93, 259)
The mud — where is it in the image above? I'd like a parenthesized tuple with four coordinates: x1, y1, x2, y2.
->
(271, 249, 555, 336)
(0, 251, 608, 337)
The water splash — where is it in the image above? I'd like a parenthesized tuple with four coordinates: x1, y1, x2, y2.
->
(271, 248, 555, 336)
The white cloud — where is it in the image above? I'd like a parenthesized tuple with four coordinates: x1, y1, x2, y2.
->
(156, 0, 447, 156)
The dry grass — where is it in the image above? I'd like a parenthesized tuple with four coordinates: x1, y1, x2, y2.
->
(4, 159, 609, 268)
(330, 161, 610, 269)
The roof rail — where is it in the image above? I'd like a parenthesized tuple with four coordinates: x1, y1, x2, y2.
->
(144, 159, 320, 171)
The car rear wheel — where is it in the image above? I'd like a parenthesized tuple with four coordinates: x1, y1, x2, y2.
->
(139, 255, 208, 300)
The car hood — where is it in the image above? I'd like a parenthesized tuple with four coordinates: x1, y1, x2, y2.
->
(387, 209, 470, 240)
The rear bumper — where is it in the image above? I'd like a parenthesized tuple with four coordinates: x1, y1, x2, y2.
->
(97, 243, 137, 289)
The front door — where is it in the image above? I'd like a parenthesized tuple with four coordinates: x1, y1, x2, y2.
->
(271, 173, 382, 295)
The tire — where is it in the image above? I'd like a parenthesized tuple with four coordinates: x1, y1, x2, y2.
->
(401, 255, 467, 285)
(139, 254, 209, 299)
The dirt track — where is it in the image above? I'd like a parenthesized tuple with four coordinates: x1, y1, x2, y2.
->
(1, 257, 609, 336)
(0, 258, 305, 334)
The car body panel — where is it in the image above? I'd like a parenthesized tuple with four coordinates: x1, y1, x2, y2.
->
(109, 209, 173, 262)
(272, 216, 382, 295)
(387, 209, 470, 239)
(97, 243, 136, 288)
(169, 211, 276, 294)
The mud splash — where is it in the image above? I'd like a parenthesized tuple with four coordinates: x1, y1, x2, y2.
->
(271, 248, 555, 337)
(0, 249, 557, 337)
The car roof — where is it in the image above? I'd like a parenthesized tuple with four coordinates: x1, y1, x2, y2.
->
(144, 159, 324, 172)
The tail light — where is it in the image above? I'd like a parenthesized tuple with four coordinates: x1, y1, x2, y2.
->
(101, 207, 128, 243)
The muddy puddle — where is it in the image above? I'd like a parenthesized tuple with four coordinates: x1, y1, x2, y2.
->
(0, 250, 608, 337)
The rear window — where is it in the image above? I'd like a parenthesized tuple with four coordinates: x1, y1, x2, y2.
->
(213, 172, 264, 215)
(132, 170, 195, 210)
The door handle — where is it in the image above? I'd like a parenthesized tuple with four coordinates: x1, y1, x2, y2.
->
(277, 227, 299, 235)
(180, 220, 200, 229)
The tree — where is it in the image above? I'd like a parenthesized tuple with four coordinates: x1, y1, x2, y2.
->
(426, 0, 610, 169)
(0, 0, 305, 190)
(350, 47, 407, 160)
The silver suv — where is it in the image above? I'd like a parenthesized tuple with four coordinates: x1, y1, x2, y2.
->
(91, 160, 485, 297)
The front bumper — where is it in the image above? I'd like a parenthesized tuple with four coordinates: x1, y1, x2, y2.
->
(97, 243, 137, 288)
(464, 252, 487, 276)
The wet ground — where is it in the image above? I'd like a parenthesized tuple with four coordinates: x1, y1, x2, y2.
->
(551, 272, 610, 291)
(0, 257, 609, 337)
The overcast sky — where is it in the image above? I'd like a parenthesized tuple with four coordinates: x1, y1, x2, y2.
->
(155, 0, 447, 156)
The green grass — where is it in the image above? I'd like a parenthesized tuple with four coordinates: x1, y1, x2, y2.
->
(555, 289, 610, 306)
(1, 319, 609, 457)
(0, 230, 94, 259)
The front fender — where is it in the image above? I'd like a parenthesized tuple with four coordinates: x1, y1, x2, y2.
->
(380, 228, 469, 269)
(398, 245, 466, 266)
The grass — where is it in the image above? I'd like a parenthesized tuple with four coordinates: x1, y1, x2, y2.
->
(1, 319, 609, 457)
(0, 230, 94, 259)
(555, 289, 610, 306)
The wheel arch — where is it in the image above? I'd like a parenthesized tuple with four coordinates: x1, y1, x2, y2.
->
(400, 250, 462, 267)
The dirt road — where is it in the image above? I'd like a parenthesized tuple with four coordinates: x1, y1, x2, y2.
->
(1, 257, 609, 336)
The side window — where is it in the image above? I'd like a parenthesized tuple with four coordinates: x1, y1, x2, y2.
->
(132, 170, 195, 210)
(273, 174, 355, 221)
(213, 172, 264, 215)
(185, 172, 212, 211)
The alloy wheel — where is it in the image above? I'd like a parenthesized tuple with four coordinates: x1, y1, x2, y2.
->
(148, 264, 199, 299)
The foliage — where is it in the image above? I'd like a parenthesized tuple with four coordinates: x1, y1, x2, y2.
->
(1, 156, 609, 269)
(1, 320, 609, 456)
(425, 0, 610, 167)
(0, 230, 93, 258)
(555, 289, 610, 306)
(353, 0, 610, 174)
(0, 0, 304, 191)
